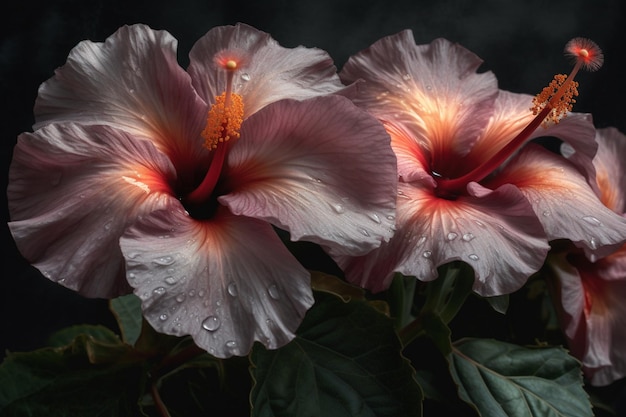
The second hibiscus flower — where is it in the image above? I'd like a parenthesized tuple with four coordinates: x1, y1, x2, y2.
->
(337, 30, 626, 296)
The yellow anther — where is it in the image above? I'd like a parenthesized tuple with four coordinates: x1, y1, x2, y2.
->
(201, 92, 244, 150)
(530, 74, 579, 127)
(225, 60, 238, 70)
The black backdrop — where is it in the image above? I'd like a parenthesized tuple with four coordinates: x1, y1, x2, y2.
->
(2, 0, 625, 367)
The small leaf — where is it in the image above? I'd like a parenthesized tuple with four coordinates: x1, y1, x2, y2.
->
(449, 338, 592, 417)
(110, 294, 143, 345)
(250, 292, 422, 417)
(310, 270, 365, 301)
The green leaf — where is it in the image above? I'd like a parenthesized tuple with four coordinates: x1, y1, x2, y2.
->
(110, 294, 143, 345)
(0, 326, 146, 417)
(448, 338, 592, 417)
(250, 292, 422, 417)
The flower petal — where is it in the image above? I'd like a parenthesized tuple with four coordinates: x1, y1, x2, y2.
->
(340, 32, 498, 162)
(548, 251, 626, 386)
(8, 123, 176, 297)
(337, 181, 549, 296)
(188, 23, 346, 118)
(120, 203, 314, 358)
(219, 95, 397, 255)
(590, 127, 626, 213)
(33, 24, 208, 172)
(489, 144, 626, 260)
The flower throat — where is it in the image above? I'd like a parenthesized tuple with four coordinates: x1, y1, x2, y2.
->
(184, 58, 244, 211)
(434, 37, 604, 199)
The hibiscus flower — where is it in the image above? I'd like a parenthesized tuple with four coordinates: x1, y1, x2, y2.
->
(337, 31, 626, 296)
(547, 127, 626, 386)
(7, 24, 397, 357)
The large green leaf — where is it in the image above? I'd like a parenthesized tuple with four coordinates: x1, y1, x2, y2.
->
(0, 325, 145, 417)
(250, 292, 422, 417)
(449, 338, 592, 417)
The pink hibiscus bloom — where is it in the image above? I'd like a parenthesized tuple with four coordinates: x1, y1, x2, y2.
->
(336, 31, 626, 296)
(7, 24, 397, 357)
(548, 127, 626, 386)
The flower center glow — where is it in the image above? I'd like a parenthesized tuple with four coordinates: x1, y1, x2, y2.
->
(184, 58, 244, 209)
(434, 37, 603, 199)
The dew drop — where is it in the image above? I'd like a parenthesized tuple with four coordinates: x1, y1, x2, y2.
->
(128, 272, 136, 280)
(462, 233, 475, 242)
(402, 73, 412, 81)
(154, 256, 175, 266)
(175, 294, 186, 303)
(359, 228, 370, 237)
(268, 284, 280, 300)
(188, 289, 196, 297)
(153, 287, 166, 295)
(582, 216, 602, 226)
(543, 210, 551, 217)
(425, 84, 433, 91)
(331, 203, 345, 214)
(159, 314, 168, 321)
(241, 73, 250, 81)
(202, 316, 221, 332)
(468, 254, 480, 261)
(369, 213, 382, 224)
(447, 232, 458, 241)
(198, 290, 205, 297)
(422, 250, 432, 258)
(589, 237, 598, 250)
(129, 88, 135, 94)
(474, 220, 486, 228)
(164, 276, 177, 285)
(386, 214, 396, 221)
(227, 282, 238, 297)
(225, 340, 237, 349)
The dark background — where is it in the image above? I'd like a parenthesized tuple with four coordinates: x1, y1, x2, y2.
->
(2, 0, 625, 410)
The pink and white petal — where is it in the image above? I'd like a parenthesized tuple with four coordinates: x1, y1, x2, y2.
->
(548, 252, 626, 386)
(120, 203, 314, 358)
(219, 96, 397, 256)
(591, 127, 626, 213)
(188, 23, 346, 118)
(490, 144, 626, 260)
(340, 32, 498, 159)
(8, 123, 176, 298)
(539, 112, 598, 190)
(337, 181, 549, 296)
(34, 24, 208, 171)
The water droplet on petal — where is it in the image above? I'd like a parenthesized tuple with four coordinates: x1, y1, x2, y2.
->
(386, 214, 396, 221)
(543, 210, 551, 217)
(447, 232, 458, 241)
(202, 316, 221, 332)
(268, 284, 280, 300)
(227, 282, 238, 297)
(423, 250, 432, 258)
(332, 203, 345, 214)
(175, 294, 186, 303)
(359, 228, 370, 237)
(188, 289, 196, 297)
(241, 73, 250, 81)
(462, 233, 475, 242)
(369, 213, 382, 224)
(589, 237, 598, 250)
(474, 220, 486, 228)
(468, 254, 480, 261)
(153, 287, 166, 295)
(154, 256, 175, 266)
(417, 236, 427, 246)
(582, 216, 602, 226)
(402, 73, 411, 81)
(128, 272, 136, 280)
(225, 340, 237, 349)
(164, 276, 177, 285)
(159, 314, 168, 321)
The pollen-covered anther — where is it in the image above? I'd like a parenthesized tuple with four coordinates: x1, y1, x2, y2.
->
(531, 74, 579, 127)
(201, 92, 244, 150)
